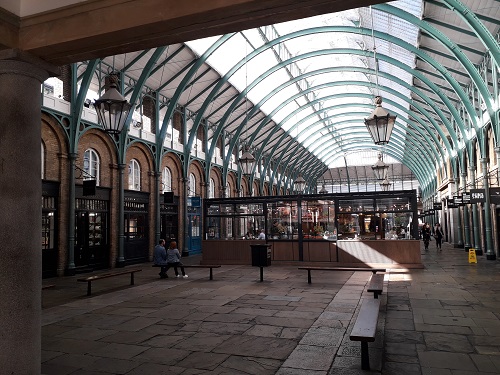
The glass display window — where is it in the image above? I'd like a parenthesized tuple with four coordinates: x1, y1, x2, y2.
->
(267, 201, 297, 239)
(338, 198, 374, 213)
(301, 199, 335, 240)
(376, 197, 411, 212)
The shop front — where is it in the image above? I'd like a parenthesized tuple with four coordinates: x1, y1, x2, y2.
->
(202, 190, 422, 268)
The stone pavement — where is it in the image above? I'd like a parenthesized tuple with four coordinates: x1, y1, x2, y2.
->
(41, 242, 500, 374)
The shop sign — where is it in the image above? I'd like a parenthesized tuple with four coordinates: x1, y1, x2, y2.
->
(189, 196, 201, 207)
(470, 189, 486, 203)
(490, 187, 500, 204)
(433, 202, 442, 210)
(447, 198, 458, 208)
(462, 192, 471, 204)
(453, 195, 463, 205)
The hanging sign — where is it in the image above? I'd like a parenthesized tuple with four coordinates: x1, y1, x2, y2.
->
(470, 189, 486, 203)
(489, 187, 500, 204)
(447, 198, 458, 209)
(468, 248, 477, 263)
(462, 192, 471, 204)
(453, 195, 463, 205)
(433, 202, 442, 210)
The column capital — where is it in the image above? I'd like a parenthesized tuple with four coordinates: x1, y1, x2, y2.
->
(0, 49, 59, 81)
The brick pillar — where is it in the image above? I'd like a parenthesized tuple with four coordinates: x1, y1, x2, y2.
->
(143, 94, 156, 134)
(60, 64, 72, 102)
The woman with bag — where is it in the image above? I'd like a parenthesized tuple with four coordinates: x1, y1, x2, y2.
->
(434, 223, 444, 251)
(422, 223, 431, 251)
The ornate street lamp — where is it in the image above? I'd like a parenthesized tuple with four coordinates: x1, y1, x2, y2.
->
(364, 96, 396, 145)
(319, 184, 328, 194)
(239, 145, 255, 175)
(294, 174, 306, 193)
(380, 177, 392, 191)
(371, 152, 389, 181)
(94, 78, 132, 134)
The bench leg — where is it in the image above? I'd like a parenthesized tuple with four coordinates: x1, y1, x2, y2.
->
(259, 267, 264, 282)
(360, 341, 370, 370)
(374, 292, 379, 299)
(307, 270, 311, 284)
(209, 268, 213, 280)
(87, 281, 92, 296)
(131, 272, 135, 285)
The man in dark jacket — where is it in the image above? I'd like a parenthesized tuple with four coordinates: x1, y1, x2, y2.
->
(153, 239, 168, 278)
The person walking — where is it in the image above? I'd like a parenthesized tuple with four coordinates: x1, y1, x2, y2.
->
(153, 239, 168, 278)
(166, 241, 188, 278)
(434, 223, 444, 251)
(422, 223, 431, 251)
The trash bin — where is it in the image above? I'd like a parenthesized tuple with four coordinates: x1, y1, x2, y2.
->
(250, 244, 271, 267)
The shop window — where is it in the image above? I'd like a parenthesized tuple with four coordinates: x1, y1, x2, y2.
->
(162, 167, 172, 192)
(188, 173, 196, 197)
(128, 159, 141, 190)
(84, 148, 100, 186)
(41, 142, 45, 179)
(209, 178, 215, 198)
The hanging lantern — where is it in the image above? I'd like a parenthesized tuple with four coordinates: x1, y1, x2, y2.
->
(371, 152, 389, 181)
(380, 178, 392, 191)
(364, 96, 396, 145)
(294, 174, 306, 192)
(238, 146, 255, 175)
(94, 81, 132, 135)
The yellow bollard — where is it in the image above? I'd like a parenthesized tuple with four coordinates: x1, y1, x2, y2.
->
(468, 248, 477, 263)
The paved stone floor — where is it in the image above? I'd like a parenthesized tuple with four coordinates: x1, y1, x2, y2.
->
(41, 242, 500, 374)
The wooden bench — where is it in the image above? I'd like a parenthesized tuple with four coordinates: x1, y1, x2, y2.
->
(350, 298, 381, 370)
(298, 267, 386, 284)
(152, 264, 221, 280)
(42, 284, 55, 290)
(367, 273, 384, 299)
(77, 268, 142, 296)
(183, 265, 221, 280)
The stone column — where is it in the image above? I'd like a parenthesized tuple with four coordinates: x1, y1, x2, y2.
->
(0, 50, 58, 374)
(461, 172, 472, 251)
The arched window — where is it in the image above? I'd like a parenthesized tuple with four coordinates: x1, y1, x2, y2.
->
(188, 173, 196, 197)
(41, 142, 45, 179)
(83, 148, 100, 186)
(128, 159, 141, 190)
(209, 178, 215, 198)
(162, 167, 172, 193)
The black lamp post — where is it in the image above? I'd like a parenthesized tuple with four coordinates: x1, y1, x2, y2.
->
(364, 96, 396, 145)
(94, 81, 132, 134)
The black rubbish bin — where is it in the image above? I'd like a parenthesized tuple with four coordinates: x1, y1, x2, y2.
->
(250, 244, 271, 267)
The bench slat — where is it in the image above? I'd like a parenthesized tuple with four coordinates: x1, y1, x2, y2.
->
(350, 298, 381, 341)
(298, 267, 386, 284)
(298, 267, 385, 272)
(77, 268, 142, 282)
(183, 265, 221, 268)
(77, 269, 142, 296)
(367, 274, 384, 298)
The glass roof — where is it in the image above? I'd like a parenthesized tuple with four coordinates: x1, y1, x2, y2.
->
(186, 0, 422, 168)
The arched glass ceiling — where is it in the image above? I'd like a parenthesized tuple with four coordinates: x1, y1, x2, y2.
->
(186, 0, 422, 168)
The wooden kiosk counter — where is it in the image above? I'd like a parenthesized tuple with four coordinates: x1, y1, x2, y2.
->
(201, 239, 422, 268)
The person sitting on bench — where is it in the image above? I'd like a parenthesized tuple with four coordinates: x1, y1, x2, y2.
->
(166, 241, 188, 278)
(153, 239, 168, 278)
